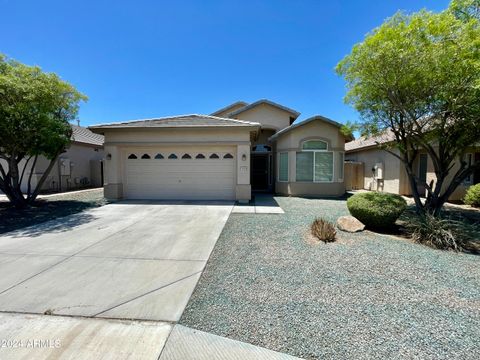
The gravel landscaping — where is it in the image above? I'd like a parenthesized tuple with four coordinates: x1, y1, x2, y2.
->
(0, 188, 107, 234)
(180, 196, 480, 360)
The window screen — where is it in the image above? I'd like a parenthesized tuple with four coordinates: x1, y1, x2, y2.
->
(315, 152, 333, 182)
(296, 152, 314, 181)
(303, 140, 327, 150)
(279, 153, 288, 182)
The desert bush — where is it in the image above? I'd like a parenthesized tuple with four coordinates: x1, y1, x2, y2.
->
(405, 214, 473, 251)
(464, 184, 480, 207)
(311, 218, 336, 243)
(347, 192, 407, 230)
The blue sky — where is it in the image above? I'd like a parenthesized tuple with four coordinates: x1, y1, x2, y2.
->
(1, 0, 449, 126)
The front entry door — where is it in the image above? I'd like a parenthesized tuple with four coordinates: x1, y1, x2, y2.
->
(251, 154, 270, 191)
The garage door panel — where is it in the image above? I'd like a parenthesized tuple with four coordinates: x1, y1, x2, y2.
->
(124, 147, 236, 200)
(125, 177, 234, 186)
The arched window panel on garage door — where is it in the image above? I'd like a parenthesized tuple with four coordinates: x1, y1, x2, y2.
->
(128, 154, 138, 159)
(209, 153, 219, 159)
(196, 154, 205, 159)
(182, 154, 192, 159)
(141, 154, 151, 159)
(168, 154, 178, 159)
(223, 153, 233, 159)
(154, 153, 164, 159)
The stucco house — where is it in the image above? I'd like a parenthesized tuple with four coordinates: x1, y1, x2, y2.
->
(345, 132, 480, 201)
(1, 125, 104, 194)
(90, 99, 349, 202)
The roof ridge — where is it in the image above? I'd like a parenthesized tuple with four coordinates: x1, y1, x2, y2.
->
(226, 99, 300, 118)
(210, 101, 248, 116)
(269, 114, 345, 141)
(88, 114, 261, 129)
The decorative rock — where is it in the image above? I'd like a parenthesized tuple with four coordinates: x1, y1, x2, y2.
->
(336, 216, 365, 233)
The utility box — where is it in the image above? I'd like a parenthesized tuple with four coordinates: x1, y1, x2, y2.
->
(374, 162, 384, 180)
(59, 158, 71, 176)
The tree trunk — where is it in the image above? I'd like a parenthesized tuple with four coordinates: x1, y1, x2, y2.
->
(27, 153, 60, 204)
(1, 157, 28, 208)
(404, 167, 425, 215)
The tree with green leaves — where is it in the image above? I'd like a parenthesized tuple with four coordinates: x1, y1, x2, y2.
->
(0, 54, 87, 208)
(336, 1, 480, 216)
(450, 0, 480, 21)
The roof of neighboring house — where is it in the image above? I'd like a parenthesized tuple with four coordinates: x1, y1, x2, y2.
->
(345, 130, 396, 152)
(269, 115, 348, 141)
(226, 99, 300, 119)
(210, 101, 249, 116)
(88, 114, 261, 130)
(71, 125, 104, 146)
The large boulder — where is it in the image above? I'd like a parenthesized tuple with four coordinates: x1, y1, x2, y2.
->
(336, 216, 365, 233)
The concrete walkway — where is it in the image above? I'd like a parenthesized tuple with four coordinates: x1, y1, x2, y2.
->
(0, 313, 300, 359)
(232, 194, 284, 214)
(160, 325, 300, 360)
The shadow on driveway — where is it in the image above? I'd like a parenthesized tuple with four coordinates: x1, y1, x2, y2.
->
(0, 200, 100, 236)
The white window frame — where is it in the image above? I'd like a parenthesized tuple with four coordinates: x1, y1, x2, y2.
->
(463, 153, 474, 185)
(296, 150, 335, 183)
(278, 152, 289, 182)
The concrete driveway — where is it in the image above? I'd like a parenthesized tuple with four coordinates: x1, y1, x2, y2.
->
(0, 201, 232, 321)
(0, 200, 301, 359)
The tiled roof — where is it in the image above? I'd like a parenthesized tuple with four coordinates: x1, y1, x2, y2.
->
(345, 130, 395, 152)
(71, 125, 104, 146)
(88, 114, 261, 130)
(269, 115, 346, 141)
(210, 101, 248, 116)
(226, 99, 300, 119)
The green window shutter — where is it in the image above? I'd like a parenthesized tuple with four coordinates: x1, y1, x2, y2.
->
(302, 140, 327, 150)
(314, 152, 333, 182)
(296, 152, 314, 181)
(279, 153, 289, 182)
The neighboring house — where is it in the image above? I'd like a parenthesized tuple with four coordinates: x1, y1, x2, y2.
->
(345, 132, 480, 201)
(1, 125, 104, 194)
(89, 99, 349, 202)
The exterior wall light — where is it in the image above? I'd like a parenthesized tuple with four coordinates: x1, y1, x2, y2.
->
(242, 154, 247, 161)
(106, 153, 112, 160)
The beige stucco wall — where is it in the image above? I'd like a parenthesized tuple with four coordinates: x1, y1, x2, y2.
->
(346, 148, 403, 194)
(347, 145, 479, 202)
(48, 143, 104, 191)
(232, 103, 292, 131)
(101, 127, 253, 201)
(253, 129, 276, 147)
(274, 120, 346, 197)
(1, 143, 103, 194)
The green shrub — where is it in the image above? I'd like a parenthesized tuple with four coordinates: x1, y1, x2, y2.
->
(347, 192, 407, 229)
(311, 218, 336, 243)
(405, 214, 472, 251)
(464, 183, 480, 207)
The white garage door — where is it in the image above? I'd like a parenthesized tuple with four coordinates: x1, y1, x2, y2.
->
(124, 147, 236, 200)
